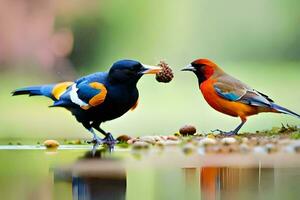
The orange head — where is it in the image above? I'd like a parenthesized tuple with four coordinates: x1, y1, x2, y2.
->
(181, 58, 222, 84)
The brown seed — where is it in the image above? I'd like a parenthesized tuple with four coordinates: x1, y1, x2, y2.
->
(179, 125, 196, 136)
(155, 61, 174, 83)
(116, 134, 132, 142)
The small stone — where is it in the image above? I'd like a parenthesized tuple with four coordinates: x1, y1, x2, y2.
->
(139, 136, 156, 145)
(221, 137, 237, 145)
(198, 138, 217, 146)
(43, 140, 60, 149)
(182, 143, 196, 155)
(153, 135, 167, 142)
(167, 135, 179, 141)
(127, 139, 136, 145)
(179, 125, 197, 136)
(132, 141, 150, 150)
(163, 140, 180, 146)
(160, 136, 168, 141)
(116, 134, 132, 143)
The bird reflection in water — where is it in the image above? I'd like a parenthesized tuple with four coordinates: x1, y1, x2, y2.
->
(55, 150, 126, 200)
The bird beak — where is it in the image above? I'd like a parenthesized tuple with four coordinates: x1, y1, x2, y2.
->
(181, 64, 196, 72)
(140, 64, 162, 74)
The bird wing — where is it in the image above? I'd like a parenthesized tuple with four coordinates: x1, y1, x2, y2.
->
(213, 75, 273, 107)
(68, 80, 108, 110)
(53, 72, 108, 109)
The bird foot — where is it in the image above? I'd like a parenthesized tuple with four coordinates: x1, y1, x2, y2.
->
(211, 129, 237, 136)
(87, 133, 117, 156)
(87, 135, 102, 144)
(87, 136, 103, 156)
(102, 133, 118, 152)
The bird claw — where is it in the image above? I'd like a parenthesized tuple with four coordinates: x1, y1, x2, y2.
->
(87, 137, 103, 156)
(211, 129, 237, 136)
(103, 133, 118, 153)
(88, 133, 117, 156)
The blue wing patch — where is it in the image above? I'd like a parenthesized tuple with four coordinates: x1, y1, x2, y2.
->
(76, 81, 102, 103)
(214, 86, 241, 101)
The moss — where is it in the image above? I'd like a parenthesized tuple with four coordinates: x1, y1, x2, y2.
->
(116, 142, 129, 148)
(290, 133, 300, 140)
(253, 124, 299, 136)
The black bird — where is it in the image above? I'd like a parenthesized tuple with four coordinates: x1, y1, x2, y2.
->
(12, 60, 161, 153)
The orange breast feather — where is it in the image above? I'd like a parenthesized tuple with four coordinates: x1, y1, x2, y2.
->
(199, 79, 259, 119)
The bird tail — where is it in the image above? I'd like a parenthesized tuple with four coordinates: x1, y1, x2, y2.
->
(12, 85, 54, 98)
(271, 103, 300, 119)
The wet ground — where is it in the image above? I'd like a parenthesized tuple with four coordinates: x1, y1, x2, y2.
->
(1, 144, 300, 200)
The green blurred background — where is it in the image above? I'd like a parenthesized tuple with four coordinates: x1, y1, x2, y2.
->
(1, 0, 300, 141)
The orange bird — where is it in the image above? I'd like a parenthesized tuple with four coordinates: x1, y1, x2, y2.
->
(182, 58, 300, 135)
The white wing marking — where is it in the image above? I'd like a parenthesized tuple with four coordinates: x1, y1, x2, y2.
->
(70, 84, 89, 107)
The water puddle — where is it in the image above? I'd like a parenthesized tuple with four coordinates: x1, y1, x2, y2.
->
(1, 147, 300, 200)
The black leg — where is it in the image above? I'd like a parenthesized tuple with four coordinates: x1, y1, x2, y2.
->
(82, 122, 102, 156)
(91, 122, 117, 152)
(212, 119, 247, 136)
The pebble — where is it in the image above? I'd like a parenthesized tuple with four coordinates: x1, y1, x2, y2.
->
(221, 137, 237, 145)
(127, 139, 136, 145)
(44, 140, 60, 149)
(198, 138, 217, 146)
(132, 141, 150, 150)
(163, 140, 180, 146)
(167, 135, 179, 141)
(139, 136, 156, 145)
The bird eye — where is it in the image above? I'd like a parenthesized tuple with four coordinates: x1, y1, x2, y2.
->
(132, 64, 142, 71)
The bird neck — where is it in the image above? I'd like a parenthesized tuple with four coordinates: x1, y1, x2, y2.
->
(108, 76, 140, 88)
(196, 66, 223, 85)
(196, 73, 207, 85)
